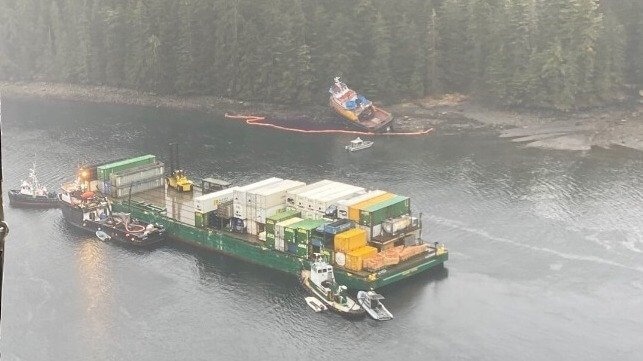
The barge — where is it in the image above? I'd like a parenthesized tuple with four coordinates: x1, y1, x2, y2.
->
(108, 177, 448, 290)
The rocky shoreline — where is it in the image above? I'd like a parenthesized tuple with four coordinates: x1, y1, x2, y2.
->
(2, 81, 641, 152)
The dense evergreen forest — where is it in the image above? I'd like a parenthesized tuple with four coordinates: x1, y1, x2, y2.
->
(0, 0, 641, 110)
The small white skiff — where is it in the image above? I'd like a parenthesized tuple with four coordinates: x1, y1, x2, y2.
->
(305, 297, 328, 312)
(357, 290, 394, 321)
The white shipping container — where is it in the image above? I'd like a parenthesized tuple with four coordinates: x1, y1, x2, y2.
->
(312, 186, 365, 213)
(233, 203, 244, 219)
(275, 217, 303, 240)
(233, 177, 282, 205)
(293, 182, 340, 208)
(246, 220, 260, 235)
(250, 205, 287, 224)
(302, 183, 361, 211)
(285, 180, 334, 206)
(110, 163, 165, 187)
(249, 180, 306, 208)
(194, 187, 239, 213)
(275, 237, 286, 252)
(336, 190, 387, 219)
(357, 224, 382, 240)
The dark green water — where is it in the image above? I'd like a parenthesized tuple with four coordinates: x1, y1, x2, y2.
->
(1, 99, 641, 360)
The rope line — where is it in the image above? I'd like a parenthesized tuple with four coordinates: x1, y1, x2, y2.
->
(224, 113, 433, 136)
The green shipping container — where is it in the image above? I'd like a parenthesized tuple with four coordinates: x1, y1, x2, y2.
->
(266, 209, 301, 234)
(97, 155, 156, 181)
(265, 232, 275, 248)
(360, 196, 410, 226)
(284, 226, 297, 243)
(296, 243, 309, 257)
(195, 211, 209, 228)
(293, 219, 327, 245)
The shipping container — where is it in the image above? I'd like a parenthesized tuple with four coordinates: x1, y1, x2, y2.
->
(348, 193, 395, 221)
(311, 186, 365, 214)
(285, 180, 334, 207)
(111, 176, 164, 198)
(287, 242, 298, 254)
(275, 237, 286, 252)
(275, 217, 303, 241)
(97, 155, 156, 181)
(194, 187, 239, 213)
(247, 205, 285, 224)
(382, 215, 413, 235)
(246, 219, 262, 235)
(293, 219, 327, 245)
(247, 180, 306, 208)
(321, 219, 354, 235)
(195, 211, 209, 228)
(215, 201, 234, 219)
(232, 177, 282, 206)
(266, 209, 301, 233)
(336, 190, 387, 219)
(359, 195, 411, 226)
(265, 232, 275, 248)
(302, 183, 359, 211)
(258, 231, 266, 241)
(357, 223, 382, 239)
(294, 182, 341, 209)
(296, 243, 309, 258)
(334, 228, 368, 253)
(109, 162, 165, 187)
(345, 246, 378, 271)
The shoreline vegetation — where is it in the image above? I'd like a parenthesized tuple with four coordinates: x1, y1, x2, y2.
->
(1, 81, 641, 152)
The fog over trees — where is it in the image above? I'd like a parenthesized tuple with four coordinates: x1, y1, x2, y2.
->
(0, 0, 640, 110)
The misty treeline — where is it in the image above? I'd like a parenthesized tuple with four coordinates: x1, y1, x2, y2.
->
(0, 0, 641, 110)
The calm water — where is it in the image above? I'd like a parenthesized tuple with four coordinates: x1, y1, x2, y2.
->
(1, 99, 642, 360)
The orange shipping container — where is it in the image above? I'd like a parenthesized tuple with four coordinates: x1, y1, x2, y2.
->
(334, 228, 367, 253)
(345, 246, 378, 271)
(347, 193, 395, 221)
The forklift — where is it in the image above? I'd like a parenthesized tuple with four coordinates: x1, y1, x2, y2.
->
(165, 142, 193, 192)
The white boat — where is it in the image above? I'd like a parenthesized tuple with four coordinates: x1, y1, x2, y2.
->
(345, 137, 374, 152)
(305, 296, 327, 312)
(357, 290, 394, 321)
(301, 256, 366, 318)
(95, 230, 111, 241)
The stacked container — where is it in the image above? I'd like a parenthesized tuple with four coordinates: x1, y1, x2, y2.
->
(265, 210, 301, 249)
(245, 180, 305, 224)
(194, 187, 238, 213)
(334, 228, 368, 254)
(232, 178, 283, 220)
(285, 180, 334, 208)
(109, 162, 164, 187)
(348, 193, 395, 221)
(359, 195, 411, 226)
(97, 155, 156, 181)
(345, 246, 378, 271)
(275, 217, 302, 252)
(336, 190, 387, 219)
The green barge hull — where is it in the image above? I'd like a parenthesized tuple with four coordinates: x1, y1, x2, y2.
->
(112, 200, 448, 290)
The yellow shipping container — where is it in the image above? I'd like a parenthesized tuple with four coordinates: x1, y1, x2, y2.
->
(334, 228, 367, 253)
(348, 193, 395, 221)
(345, 246, 378, 271)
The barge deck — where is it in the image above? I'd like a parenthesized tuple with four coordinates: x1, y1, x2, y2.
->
(112, 186, 448, 290)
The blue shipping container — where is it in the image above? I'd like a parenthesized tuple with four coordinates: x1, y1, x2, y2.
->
(287, 242, 298, 254)
(320, 219, 354, 235)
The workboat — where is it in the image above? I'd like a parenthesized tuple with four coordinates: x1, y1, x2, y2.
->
(301, 256, 365, 318)
(8, 165, 59, 208)
(329, 77, 394, 132)
(305, 297, 328, 312)
(345, 137, 373, 152)
(357, 290, 393, 321)
(58, 181, 165, 247)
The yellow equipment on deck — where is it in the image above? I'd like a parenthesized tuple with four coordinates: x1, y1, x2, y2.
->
(166, 169, 193, 192)
(166, 143, 193, 192)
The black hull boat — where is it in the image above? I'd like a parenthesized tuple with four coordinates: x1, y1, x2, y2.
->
(59, 192, 165, 247)
(9, 164, 59, 208)
(8, 190, 59, 208)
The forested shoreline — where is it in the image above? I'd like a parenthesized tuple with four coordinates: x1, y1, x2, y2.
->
(0, 0, 641, 111)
